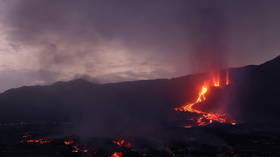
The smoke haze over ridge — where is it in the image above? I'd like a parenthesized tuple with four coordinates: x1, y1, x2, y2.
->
(0, 0, 279, 91)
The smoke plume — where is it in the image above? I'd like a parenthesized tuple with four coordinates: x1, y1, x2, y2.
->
(189, 3, 229, 73)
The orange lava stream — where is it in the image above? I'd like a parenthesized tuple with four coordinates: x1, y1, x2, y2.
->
(175, 71, 236, 127)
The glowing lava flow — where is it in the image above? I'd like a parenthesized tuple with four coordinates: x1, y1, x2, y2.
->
(111, 152, 123, 157)
(175, 71, 236, 127)
(25, 139, 52, 144)
(113, 139, 131, 148)
(63, 140, 88, 153)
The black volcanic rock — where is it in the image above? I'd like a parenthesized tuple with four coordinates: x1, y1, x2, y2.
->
(0, 56, 279, 135)
(226, 55, 280, 123)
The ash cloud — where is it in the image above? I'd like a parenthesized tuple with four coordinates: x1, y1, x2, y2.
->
(188, 3, 229, 73)
(3, 0, 234, 83)
(4, 0, 195, 83)
(1, 0, 279, 86)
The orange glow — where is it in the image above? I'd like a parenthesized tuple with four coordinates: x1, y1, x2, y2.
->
(24, 137, 88, 153)
(212, 73, 221, 87)
(231, 120, 237, 125)
(111, 152, 123, 157)
(25, 139, 52, 144)
(63, 140, 88, 153)
(22, 135, 32, 138)
(72, 145, 79, 152)
(175, 71, 236, 127)
(64, 140, 74, 145)
(113, 139, 131, 148)
(226, 71, 230, 85)
(71, 145, 89, 153)
(82, 149, 89, 153)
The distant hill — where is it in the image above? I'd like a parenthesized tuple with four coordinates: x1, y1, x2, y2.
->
(0, 56, 279, 135)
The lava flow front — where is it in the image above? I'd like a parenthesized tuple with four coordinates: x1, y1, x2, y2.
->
(175, 71, 236, 128)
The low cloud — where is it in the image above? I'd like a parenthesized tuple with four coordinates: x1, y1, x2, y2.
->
(0, 0, 279, 91)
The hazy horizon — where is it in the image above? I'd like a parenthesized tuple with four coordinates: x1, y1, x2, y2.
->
(0, 0, 279, 92)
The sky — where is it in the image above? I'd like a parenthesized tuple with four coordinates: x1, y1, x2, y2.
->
(0, 0, 279, 92)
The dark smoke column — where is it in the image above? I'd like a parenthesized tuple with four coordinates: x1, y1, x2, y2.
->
(189, 4, 229, 73)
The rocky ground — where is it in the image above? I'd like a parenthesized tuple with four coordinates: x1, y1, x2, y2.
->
(0, 122, 279, 157)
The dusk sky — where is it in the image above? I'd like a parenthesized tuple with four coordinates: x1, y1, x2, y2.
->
(0, 0, 279, 92)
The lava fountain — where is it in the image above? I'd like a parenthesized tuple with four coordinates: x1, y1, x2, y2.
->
(175, 71, 236, 128)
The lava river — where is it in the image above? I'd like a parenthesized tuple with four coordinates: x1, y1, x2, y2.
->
(175, 71, 236, 128)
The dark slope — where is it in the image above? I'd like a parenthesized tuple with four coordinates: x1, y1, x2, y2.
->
(228, 55, 280, 122)
(0, 56, 279, 135)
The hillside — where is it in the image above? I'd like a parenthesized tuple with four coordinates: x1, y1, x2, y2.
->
(0, 56, 279, 135)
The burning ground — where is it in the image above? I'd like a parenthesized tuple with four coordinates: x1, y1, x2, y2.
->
(1, 122, 280, 157)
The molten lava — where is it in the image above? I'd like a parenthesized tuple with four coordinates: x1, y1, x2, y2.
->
(212, 72, 221, 87)
(23, 137, 89, 153)
(25, 139, 52, 144)
(71, 145, 89, 153)
(111, 152, 123, 157)
(63, 140, 88, 153)
(175, 71, 236, 127)
(113, 139, 131, 148)
(64, 140, 74, 145)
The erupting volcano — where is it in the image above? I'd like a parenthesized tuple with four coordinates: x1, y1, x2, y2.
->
(175, 71, 236, 128)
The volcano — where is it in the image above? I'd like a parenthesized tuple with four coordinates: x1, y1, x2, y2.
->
(0, 56, 279, 135)
(0, 56, 279, 156)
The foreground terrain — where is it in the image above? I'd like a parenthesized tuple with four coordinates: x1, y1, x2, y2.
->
(0, 122, 280, 157)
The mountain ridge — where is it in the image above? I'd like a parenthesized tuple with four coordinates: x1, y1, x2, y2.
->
(2, 55, 279, 95)
(0, 55, 279, 135)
